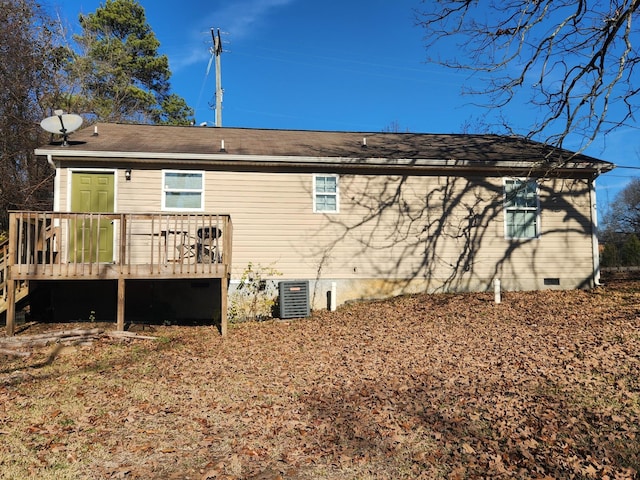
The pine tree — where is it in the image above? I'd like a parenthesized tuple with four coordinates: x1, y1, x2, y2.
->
(600, 243, 620, 268)
(621, 235, 640, 267)
(68, 0, 193, 124)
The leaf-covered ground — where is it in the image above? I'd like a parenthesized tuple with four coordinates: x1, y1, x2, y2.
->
(1, 278, 639, 479)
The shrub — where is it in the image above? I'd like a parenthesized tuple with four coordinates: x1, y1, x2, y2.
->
(621, 234, 640, 266)
(229, 263, 282, 323)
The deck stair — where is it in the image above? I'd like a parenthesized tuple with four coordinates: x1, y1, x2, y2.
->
(0, 238, 30, 316)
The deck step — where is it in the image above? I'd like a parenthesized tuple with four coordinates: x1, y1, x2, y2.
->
(0, 285, 30, 316)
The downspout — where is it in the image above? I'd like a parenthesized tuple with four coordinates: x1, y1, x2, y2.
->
(47, 154, 61, 212)
(590, 172, 602, 286)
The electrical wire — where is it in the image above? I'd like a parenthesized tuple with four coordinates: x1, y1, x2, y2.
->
(194, 51, 214, 122)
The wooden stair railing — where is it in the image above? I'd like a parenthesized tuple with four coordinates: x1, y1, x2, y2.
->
(0, 236, 30, 317)
(1, 237, 9, 315)
(1, 237, 8, 303)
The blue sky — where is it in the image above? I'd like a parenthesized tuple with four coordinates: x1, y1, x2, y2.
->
(52, 0, 639, 214)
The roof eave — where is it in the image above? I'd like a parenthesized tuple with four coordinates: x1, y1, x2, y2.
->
(35, 148, 613, 177)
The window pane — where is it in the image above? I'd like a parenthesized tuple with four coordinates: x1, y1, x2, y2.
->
(316, 176, 337, 193)
(316, 194, 337, 212)
(506, 211, 537, 238)
(505, 180, 537, 208)
(165, 192, 202, 209)
(504, 181, 517, 208)
(165, 172, 202, 190)
(525, 183, 537, 206)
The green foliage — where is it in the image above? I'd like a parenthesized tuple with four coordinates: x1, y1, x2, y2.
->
(621, 235, 640, 267)
(67, 0, 193, 124)
(229, 263, 282, 323)
(154, 94, 195, 126)
(600, 242, 620, 268)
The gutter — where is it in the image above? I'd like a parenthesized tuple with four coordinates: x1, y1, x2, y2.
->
(34, 148, 610, 177)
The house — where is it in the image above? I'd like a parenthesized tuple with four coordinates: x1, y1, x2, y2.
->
(1, 123, 614, 334)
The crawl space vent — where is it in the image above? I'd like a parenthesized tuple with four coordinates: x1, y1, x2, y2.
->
(279, 281, 310, 319)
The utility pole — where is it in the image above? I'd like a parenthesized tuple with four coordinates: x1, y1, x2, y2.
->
(211, 28, 223, 127)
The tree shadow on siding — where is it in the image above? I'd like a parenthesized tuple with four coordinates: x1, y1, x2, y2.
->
(301, 151, 597, 298)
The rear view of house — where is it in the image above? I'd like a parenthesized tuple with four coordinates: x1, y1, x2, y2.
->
(1, 123, 614, 334)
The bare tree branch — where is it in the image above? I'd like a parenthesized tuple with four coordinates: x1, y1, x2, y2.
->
(417, 0, 640, 152)
(0, 0, 61, 230)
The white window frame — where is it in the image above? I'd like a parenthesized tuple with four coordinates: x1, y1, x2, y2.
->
(313, 174, 340, 213)
(162, 170, 205, 211)
(503, 178, 540, 239)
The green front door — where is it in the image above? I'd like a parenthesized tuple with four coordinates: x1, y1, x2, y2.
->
(70, 172, 115, 263)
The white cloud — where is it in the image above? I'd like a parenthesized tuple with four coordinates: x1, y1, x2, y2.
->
(169, 0, 296, 72)
(220, 0, 294, 39)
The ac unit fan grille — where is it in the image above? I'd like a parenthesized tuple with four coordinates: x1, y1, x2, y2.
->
(279, 281, 310, 319)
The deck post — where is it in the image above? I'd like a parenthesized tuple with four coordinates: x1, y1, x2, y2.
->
(220, 278, 228, 336)
(6, 213, 17, 336)
(117, 277, 125, 331)
(6, 280, 16, 336)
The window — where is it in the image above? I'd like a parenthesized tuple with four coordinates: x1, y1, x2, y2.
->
(314, 174, 339, 213)
(162, 170, 204, 211)
(504, 178, 539, 238)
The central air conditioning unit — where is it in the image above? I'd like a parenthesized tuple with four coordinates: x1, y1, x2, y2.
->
(278, 281, 310, 319)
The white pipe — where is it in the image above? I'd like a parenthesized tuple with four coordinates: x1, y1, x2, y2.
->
(47, 154, 61, 212)
(590, 178, 603, 286)
(330, 282, 337, 311)
(494, 279, 501, 304)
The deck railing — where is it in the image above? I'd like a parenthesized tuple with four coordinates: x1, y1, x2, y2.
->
(6, 211, 233, 281)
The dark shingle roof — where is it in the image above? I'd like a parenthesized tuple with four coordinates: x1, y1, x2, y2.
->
(37, 123, 614, 175)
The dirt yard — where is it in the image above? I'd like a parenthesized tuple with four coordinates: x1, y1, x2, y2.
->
(1, 277, 639, 479)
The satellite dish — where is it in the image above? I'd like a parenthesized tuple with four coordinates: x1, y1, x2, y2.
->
(40, 112, 83, 146)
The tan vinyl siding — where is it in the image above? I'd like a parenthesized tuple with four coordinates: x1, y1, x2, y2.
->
(205, 172, 595, 290)
(118, 168, 163, 212)
(57, 164, 597, 294)
(206, 172, 323, 277)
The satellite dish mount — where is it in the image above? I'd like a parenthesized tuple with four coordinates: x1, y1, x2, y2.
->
(40, 110, 83, 146)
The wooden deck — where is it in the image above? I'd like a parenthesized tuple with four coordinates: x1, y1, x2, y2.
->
(2, 211, 233, 336)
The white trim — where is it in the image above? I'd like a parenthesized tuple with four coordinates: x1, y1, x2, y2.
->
(34, 148, 605, 172)
(313, 174, 340, 213)
(503, 177, 540, 240)
(53, 168, 61, 213)
(161, 169, 205, 212)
